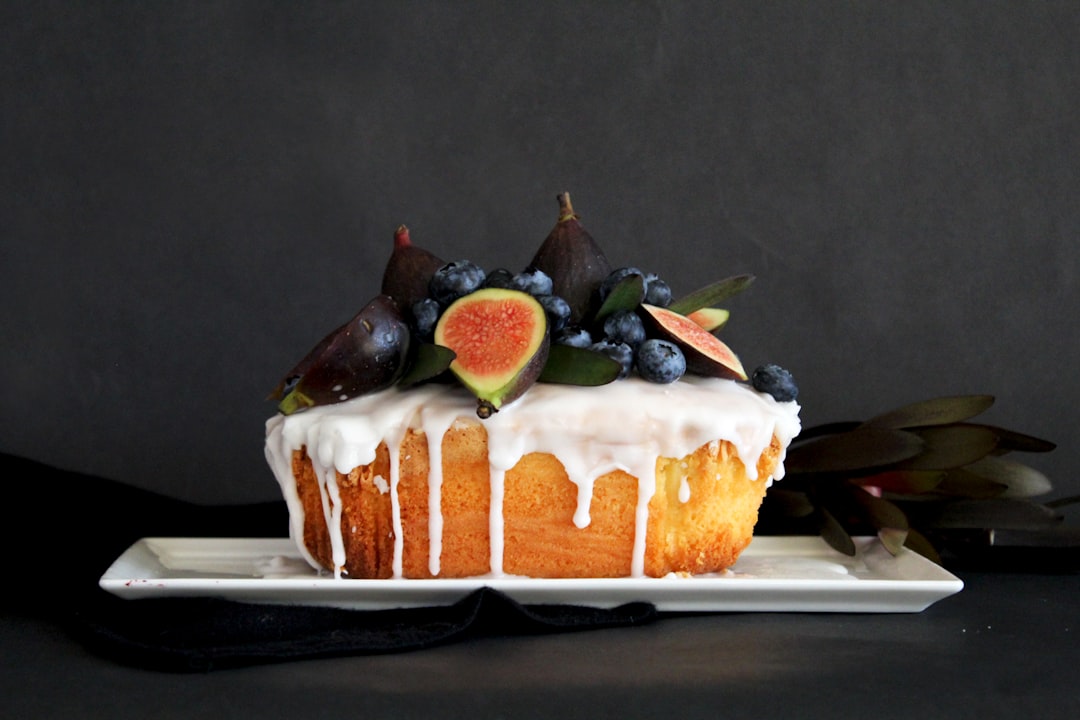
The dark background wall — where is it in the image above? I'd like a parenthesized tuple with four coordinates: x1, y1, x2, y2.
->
(4, 1, 1077, 505)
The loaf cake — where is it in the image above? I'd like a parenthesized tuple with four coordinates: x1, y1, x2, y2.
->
(265, 193, 801, 579)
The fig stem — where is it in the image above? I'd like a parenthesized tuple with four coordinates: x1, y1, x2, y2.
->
(477, 400, 497, 419)
(556, 192, 577, 222)
(393, 225, 411, 249)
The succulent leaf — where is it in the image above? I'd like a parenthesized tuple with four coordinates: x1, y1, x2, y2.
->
(784, 426, 925, 475)
(901, 528, 942, 564)
(852, 469, 947, 494)
(877, 527, 910, 556)
(932, 468, 1009, 499)
(895, 425, 999, 470)
(980, 425, 1058, 454)
(863, 394, 995, 429)
(962, 455, 1052, 498)
(907, 498, 1062, 530)
(818, 506, 857, 556)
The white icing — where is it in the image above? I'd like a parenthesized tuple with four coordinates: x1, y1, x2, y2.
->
(264, 376, 801, 579)
(372, 474, 389, 494)
(488, 466, 506, 576)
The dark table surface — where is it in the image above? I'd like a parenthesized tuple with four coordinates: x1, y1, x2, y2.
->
(5, 570, 1079, 719)
(4, 453, 1078, 719)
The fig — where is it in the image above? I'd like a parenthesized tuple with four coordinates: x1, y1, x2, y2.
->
(637, 304, 747, 380)
(271, 294, 412, 414)
(434, 288, 550, 417)
(528, 192, 612, 324)
(686, 307, 730, 333)
(380, 225, 446, 310)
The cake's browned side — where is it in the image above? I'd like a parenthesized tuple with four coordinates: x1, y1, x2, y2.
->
(293, 424, 782, 578)
(293, 446, 398, 578)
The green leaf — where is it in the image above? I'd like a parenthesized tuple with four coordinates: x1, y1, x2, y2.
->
(762, 488, 816, 518)
(845, 484, 910, 534)
(539, 345, 622, 386)
(1046, 495, 1080, 509)
(979, 425, 1057, 454)
(397, 344, 456, 388)
(819, 506, 857, 556)
(909, 498, 1062, 530)
(902, 528, 942, 564)
(790, 421, 863, 445)
(852, 470, 947, 494)
(593, 274, 644, 322)
(963, 455, 1052, 498)
(932, 468, 1008, 499)
(894, 425, 999, 471)
(784, 426, 924, 475)
(863, 394, 995, 429)
(878, 527, 910, 556)
(668, 274, 755, 316)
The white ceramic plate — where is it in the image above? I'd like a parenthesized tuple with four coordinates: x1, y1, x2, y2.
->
(99, 536, 962, 613)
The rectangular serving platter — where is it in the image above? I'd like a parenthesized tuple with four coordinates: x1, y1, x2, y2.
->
(99, 535, 963, 613)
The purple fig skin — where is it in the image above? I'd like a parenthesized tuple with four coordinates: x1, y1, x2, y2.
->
(273, 294, 412, 413)
(528, 193, 612, 325)
(380, 225, 446, 310)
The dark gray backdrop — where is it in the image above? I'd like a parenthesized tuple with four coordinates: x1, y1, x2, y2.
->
(4, 1, 1077, 505)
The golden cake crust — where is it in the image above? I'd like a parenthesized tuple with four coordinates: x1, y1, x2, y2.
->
(292, 421, 784, 579)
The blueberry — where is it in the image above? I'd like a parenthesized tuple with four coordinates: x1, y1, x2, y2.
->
(643, 273, 672, 307)
(635, 338, 686, 384)
(536, 294, 571, 332)
(510, 267, 554, 296)
(411, 298, 441, 341)
(555, 326, 593, 348)
(429, 260, 486, 306)
(751, 364, 799, 402)
(482, 268, 515, 289)
(589, 339, 634, 379)
(602, 310, 646, 350)
(599, 267, 644, 302)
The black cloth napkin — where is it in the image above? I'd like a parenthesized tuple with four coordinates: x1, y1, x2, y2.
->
(2, 453, 657, 672)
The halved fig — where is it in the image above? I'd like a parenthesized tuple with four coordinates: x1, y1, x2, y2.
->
(434, 288, 550, 417)
(638, 304, 746, 380)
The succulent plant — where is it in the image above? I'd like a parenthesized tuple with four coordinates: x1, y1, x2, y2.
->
(757, 394, 1069, 567)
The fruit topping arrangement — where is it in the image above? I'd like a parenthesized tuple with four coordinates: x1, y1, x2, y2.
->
(270, 193, 798, 417)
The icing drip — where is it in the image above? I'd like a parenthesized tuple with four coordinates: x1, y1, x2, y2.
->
(419, 405, 458, 577)
(630, 458, 657, 577)
(265, 376, 801, 578)
(488, 466, 506, 576)
(426, 437, 444, 577)
(388, 432, 404, 579)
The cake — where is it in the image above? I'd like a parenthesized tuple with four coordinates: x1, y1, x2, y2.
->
(264, 193, 801, 579)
